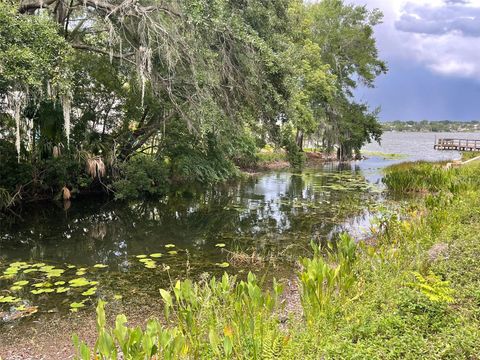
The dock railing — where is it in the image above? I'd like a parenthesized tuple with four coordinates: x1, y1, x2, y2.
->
(434, 138, 480, 151)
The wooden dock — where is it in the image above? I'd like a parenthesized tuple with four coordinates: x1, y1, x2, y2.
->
(434, 138, 480, 152)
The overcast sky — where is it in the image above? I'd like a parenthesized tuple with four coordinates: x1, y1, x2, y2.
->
(350, 0, 480, 121)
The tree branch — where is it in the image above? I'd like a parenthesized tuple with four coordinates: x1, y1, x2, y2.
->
(19, 0, 180, 17)
(72, 43, 135, 64)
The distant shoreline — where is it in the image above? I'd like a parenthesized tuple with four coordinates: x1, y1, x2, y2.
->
(382, 120, 480, 132)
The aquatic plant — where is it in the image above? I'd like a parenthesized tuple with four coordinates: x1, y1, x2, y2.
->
(73, 273, 284, 359)
(299, 234, 357, 321)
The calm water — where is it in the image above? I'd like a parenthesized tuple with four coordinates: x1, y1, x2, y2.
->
(363, 131, 480, 161)
(0, 131, 477, 322)
(0, 166, 378, 319)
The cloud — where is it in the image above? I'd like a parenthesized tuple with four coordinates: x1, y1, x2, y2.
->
(380, 0, 480, 80)
(348, 0, 480, 120)
(396, 2, 480, 37)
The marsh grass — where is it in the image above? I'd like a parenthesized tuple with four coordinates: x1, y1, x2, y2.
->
(226, 248, 265, 267)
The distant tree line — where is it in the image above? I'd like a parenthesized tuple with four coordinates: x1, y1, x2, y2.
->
(383, 120, 480, 133)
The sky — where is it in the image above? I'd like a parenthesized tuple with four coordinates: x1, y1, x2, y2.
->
(350, 0, 480, 121)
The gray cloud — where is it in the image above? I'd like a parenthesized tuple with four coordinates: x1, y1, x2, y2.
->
(396, 2, 480, 37)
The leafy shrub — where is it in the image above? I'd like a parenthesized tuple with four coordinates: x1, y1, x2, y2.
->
(74, 273, 284, 359)
(0, 140, 33, 192)
(299, 234, 357, 320)
(113, 155, 169, 200)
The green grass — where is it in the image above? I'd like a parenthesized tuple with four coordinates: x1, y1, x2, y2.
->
(461, 151, 480, 162)
(362, 150, 408, 160)
(73, 163, 480, 359)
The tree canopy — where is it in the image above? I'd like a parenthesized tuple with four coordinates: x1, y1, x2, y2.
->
(0, 0, 387, 205)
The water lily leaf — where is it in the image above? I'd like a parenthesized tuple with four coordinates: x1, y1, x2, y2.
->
(67, 265, 76, 269)
(46, 269, 65, 278)
(139, 258, 151, 263)
(76, 268, 87, 276)
(23, 269, 38, 274)
(31, 289, 46, 295)
(144, 263, 156, 269)
(70, 301, 86, 312)
(165, 244, 176, 248)
(33, 282, 52, 288)
(69, 278, 91, 287)
(4, 268, 19, 276)
(0, 296, 21, 303)
(215, 243, 226, 248)
(215, 262, 230, 268)
(89, 281, 99, 286)
(136, 255, 147, 259)
(168, 251, 178, 255)
(81, 287, 97, 296)
(10, 286, 23, 291)
(56, 287, 70, 293)
(150, 253, 163, 258)
(93, 264, 108, 269)
(113, 294, 123, 300)
(43, 288, 54, 293)
(39, 265, 55, 272)
(54, 281, 66, 286)
(10, 261, 27, 266)
(32, 263, 46, 268)
(14, 280, 29, 286)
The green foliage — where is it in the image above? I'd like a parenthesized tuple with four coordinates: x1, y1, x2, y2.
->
(74, 273, 284, 359)
(113, 155, 169, 200)
(0, 140, 33, 192)
(383, 162, 456, 193)
(0, 2, 71, 93)
(0, 0, 387, 206)
(407, 272, 454, 304)
(299, 234, 357, 320)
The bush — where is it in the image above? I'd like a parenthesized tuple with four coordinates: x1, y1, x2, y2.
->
(113, 155, 169, 200)
(0, 140, 33, 192)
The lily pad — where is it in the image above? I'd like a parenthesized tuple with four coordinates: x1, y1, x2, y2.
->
(150, 253, 163, 258)
(56, 287, 70, 293)
(215, 262, 230, 268)
(76, 268, 87, 276)
(93, 264, 108, 269)
(81, 287, 97, 296)
(54, 281, 66, 286)
(10, 286, 23, 292)
(69, 278, 91, 287)
(168, 251, 178, 255)
(136, 255, 148, 259)
(165, 244, 176, 249)
(33, 282, 52, 288)
(215, 243, 226, 248)
(113, 294, 123, 300)
(14, 280, 29, 286)
(0, 296, 21, 303)
(70, 301, 86, 312)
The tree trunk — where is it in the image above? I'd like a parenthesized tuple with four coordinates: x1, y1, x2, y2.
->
(295, 129, 304, 152)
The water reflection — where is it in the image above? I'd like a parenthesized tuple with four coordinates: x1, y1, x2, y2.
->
(0, 164, 377, 269)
